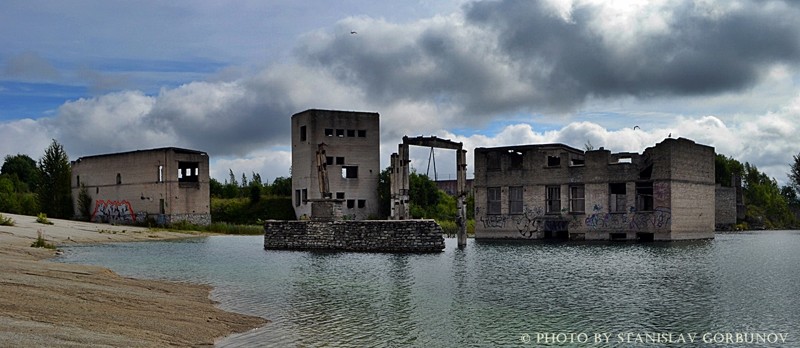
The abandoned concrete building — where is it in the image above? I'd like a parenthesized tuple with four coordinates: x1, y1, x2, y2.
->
(473, 138, 720, 241)
(291, 109, 380, 220)
(71, 147, 211, 226)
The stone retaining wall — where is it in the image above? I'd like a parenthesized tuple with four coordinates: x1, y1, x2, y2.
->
(264, 220, 445, 252)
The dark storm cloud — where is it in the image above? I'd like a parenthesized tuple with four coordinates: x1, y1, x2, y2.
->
(298, 0, 800, 117)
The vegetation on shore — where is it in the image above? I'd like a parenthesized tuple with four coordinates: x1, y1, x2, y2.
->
(30, 230, 57, 249)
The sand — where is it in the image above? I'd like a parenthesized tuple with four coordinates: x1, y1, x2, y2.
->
(0, 213, 268, 347)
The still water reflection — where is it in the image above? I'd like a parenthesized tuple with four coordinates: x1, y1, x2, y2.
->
(58, 231, 800, 347)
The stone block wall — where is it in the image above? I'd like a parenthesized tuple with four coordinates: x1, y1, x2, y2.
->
(264, 220, 445, 252)
(716, 185, 737, 229)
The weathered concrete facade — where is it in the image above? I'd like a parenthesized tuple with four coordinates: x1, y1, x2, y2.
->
(474, 138, 716, 241)
(291, 109, 380, 220)
(71, 147, 211, 225)
(264, 220, 445, 252)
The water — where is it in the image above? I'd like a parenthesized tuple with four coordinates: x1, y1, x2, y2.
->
(57, 232, 800, 347)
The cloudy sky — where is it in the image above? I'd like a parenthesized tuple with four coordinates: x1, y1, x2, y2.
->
(2, 0, 799, 185)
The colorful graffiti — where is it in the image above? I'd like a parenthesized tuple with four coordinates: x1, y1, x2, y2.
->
(92, 200, 136, 223)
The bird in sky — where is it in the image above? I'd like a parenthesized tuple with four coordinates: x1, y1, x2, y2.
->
(350, 31, 357, 35)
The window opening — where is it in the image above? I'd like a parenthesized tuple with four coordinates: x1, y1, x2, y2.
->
(509, 186, 524, 214)
(547, 155, 561, 167)
(178, 162, 199, 183)
(569, 185, 585, 213)
(546, 186, 561, 213)
(487, 152, 500, 171)
(342, 166, 358, 179)
(116, 173, 122, 185)
(487, 187, 501, 215)
(347, 199, 355, 209)
(508, 150, 523, 170)
(336, 192, 345, 199)
(358, 199, 366, 208)
(325, 128, 333, 136)
(347, 129, 355, 137)
(358, 130, 366, 137)
(609, 183, 627, 212)
(636, 182, 654, 212)
(300, 126, 307, 141)
(336, 129, 344, 137)
(335, 157, 345, 165)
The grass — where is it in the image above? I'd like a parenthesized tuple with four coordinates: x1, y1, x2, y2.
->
(30, 230, 57, 249)
(36, 213, 54, 225)
(155, 220, 264, 235)
(0, 213, 14, 226)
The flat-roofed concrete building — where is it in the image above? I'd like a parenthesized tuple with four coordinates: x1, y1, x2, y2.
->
(71, 147, 210, 225)
(473, 138, 717, 241)
(291, 109, 380, 220)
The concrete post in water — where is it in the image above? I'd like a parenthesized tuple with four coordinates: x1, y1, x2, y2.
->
(456, 148, 467, 248)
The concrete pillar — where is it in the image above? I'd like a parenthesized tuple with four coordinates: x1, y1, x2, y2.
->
(456, 149, 467, 248)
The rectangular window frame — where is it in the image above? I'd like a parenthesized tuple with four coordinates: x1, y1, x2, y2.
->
(487, 187, 502, 215)
(509, 186, 524, 214)
(546, 185, 561, 214)
(569, 185, 585, 213)
(609, 183, 627, 213)
(636, 182, 654, 212)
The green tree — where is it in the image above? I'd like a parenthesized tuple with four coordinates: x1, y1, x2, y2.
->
(270, 176, 292, 196)
(789, 153, 800, 193)
(715, 154, 744, 187)
(210, 178, 224, 198)
(376, 168, 392, 218)
(1, 154, 40, 192)
(76, 184, 93, 221)
(742, 162, 795, 228)
(0, 176, 21, 213)
(37, 139, 73, 219)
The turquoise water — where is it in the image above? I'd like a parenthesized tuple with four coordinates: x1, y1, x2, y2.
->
(57, 232, 800, 347)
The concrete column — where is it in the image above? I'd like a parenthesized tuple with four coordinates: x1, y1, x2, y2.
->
(456, 148, 467, 248)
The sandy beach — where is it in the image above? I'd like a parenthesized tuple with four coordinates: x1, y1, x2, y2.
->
(0, 213, 267, 347)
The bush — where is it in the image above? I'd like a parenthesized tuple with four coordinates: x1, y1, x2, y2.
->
(0, 213, 14, 226)
(211, 196, 295, 224)
(36, 213, 53, 225)
(436, 219, 475, 237)
(30, 230, 56, 249)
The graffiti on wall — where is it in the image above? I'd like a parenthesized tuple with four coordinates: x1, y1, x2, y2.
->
(92, 200, 137, 223)
(479, 206, 573, 239)
(584, 204, 671, 231)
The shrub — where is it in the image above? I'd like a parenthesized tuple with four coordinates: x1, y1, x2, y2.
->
(36, 213, 54, 225)
(30, 230, 56, 249)
(0, 213, 15, 226)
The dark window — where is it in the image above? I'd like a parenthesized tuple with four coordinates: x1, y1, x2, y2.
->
(508, 150, 523, 170)
(325, 128, 333, 136)
(335, 157, 345, 165)
(609, 183, 627, 212)
(358, 199, 366, 208)
(546, 186, 561, 213)
(487, 152, 500, 171)
(159, 199, 165, 214)
(301, 189, 308, 204)
(336, 192, 345, 199)
(487, 187, 501, 215)
(178, 162, 199, 183)
(569, 185, 585, 213)
(509, 186, 523, 214)
(326, 156, 334, 165)
(570, 155, 585, 166)
(347, 129, 355, 137)
(358, 130, 366, 137)
(636, 182, 654, 212)
(300, 125, 307, 141)
(116, 173, 122, 185)
(547, 156, 561, 167)
(342, 166, 358, 179)
(76, 175, 80, 187)
(336, 129, 344, 137)
(347, 199, 355, 209)
(295, 190, 301, 207)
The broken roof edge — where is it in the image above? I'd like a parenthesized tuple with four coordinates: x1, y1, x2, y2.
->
(73, 147, 207, 162)
(291, 108, 380, 118)
(475, 143, 585, 154)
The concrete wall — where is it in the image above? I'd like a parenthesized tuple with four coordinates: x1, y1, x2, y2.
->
(264, 220, 445, 252)
(473, 138, 717, 241)
(71, 147, 211, 225)
(716, 185, 737, 229)
(291, 109, 380, 220)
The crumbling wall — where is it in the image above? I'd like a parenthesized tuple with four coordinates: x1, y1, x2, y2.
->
(264, 220, 445, 252)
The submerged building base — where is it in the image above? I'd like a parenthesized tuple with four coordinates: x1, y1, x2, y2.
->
(264, 220, 445, 252)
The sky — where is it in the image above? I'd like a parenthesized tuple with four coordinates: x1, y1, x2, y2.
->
(2, 0, 800, 186)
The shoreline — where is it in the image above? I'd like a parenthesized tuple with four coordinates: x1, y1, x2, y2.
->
(0, 212, 268, 347)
